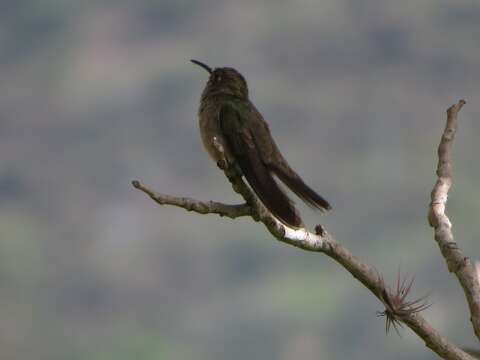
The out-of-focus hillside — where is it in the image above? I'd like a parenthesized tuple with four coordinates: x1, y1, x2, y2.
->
(1, 1, 479, 359)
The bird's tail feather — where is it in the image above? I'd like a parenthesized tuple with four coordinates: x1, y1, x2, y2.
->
(236, 154, 303, 228)
(270, 164, 331, 212)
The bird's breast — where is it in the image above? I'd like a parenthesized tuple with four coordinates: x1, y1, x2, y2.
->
(198, 102, 226, 162)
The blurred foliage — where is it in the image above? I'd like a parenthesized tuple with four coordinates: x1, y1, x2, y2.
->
(1, 1, 480, 359)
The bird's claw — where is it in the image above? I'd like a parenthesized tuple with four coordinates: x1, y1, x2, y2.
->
(217, 159, 228, 170)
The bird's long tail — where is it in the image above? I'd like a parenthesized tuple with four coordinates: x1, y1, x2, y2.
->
(270, 164, 331, 212)
(238, 154, 303, 228)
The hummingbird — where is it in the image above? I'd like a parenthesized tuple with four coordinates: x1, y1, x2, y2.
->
(191, 60, 331, 228)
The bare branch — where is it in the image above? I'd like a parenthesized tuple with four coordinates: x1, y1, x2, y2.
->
(133, 183, 473, 359)
(319, 239, 473, 360)
(132, 180, 252, 219)
(427, 100, 480, 340)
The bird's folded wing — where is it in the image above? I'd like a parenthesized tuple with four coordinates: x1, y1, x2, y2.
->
(219, 103, 302, 228)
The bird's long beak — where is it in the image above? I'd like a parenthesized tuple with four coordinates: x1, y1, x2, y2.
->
(190, 59, 212, 74)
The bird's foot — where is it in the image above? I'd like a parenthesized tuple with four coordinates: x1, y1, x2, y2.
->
(216, 159, 228, 170)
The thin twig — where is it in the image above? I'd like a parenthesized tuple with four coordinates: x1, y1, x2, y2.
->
(132, 180, 252, 219)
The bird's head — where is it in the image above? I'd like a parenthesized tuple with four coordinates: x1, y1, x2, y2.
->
(191, 60, 248, 99)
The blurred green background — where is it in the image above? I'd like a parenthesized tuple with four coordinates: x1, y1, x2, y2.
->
(1, 0, 480, 359)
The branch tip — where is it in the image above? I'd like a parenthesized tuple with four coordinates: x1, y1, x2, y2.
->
(315, 224, 325, 236)
(447, 99, 466, 115)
